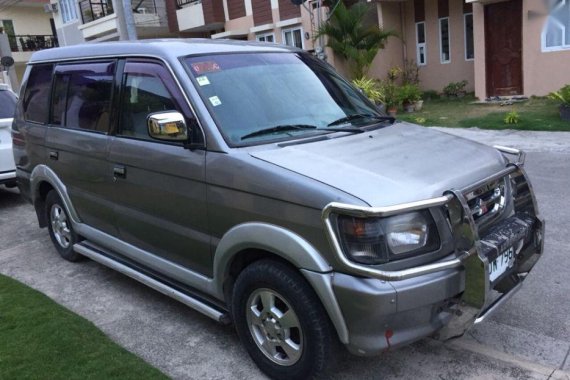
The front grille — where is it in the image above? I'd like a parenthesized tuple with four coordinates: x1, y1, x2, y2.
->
(466, 178, 507, 226)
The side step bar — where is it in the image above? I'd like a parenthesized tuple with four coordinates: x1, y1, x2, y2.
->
(73, 242, 229, 324)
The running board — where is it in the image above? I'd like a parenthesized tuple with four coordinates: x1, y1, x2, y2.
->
(73, 242, 229, 324)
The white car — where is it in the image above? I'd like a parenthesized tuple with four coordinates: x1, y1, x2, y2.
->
(0, 84, 17, 188)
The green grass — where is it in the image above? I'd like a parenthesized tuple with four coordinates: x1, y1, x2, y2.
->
(397, 95, 570, 131)
(0, 274, 168, 380)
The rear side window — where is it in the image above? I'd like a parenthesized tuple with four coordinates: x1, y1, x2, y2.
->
(22, 64, 53, 124)
(50, 61, 115, 133)
(0, 90, 17, 119)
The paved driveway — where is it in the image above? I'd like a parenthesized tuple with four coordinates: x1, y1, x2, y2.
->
(1, 128, 569, 379)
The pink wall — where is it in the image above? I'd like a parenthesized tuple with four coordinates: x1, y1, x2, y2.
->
(522, 0, 570, 96)
(400, 0, 475, 93)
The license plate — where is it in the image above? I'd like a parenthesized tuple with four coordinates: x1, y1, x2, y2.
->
(489, 246, 515, 282)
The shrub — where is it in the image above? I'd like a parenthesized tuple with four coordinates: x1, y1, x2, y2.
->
(352, 77, 384, 104)
(422, 90, 440, 101)
(443, 80, 468, 98)
(398, 83, 422, 104)
(504, 111, 520, 125)
(548, 85, 570, 106)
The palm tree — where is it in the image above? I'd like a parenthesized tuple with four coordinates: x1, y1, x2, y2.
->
(317, 2, 396, 79)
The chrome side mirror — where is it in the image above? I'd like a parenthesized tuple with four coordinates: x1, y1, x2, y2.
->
(147, 112, 189, 141)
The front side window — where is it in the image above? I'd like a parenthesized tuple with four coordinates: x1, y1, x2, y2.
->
(184, 53, 383, 146)
(23, 64, 54, 124)
(543, 0, 570, 51)
(439, 17, 450, 63)
(464, 13, 474, 60)
(282, 28, 303, 49)
(50, 61, 115, 133)
(416, 22, 427, 65)
(257, 33, 275, 43)
(119, 61, 196, 142)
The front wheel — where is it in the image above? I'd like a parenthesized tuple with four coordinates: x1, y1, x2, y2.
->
(232, 260, 335, 379)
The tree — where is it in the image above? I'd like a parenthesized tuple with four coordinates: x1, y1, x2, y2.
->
(317, 2, 396, 79)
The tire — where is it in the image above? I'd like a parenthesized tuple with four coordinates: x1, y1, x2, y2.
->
(45, 190, 82, 262)
(232, 259, 335, 380)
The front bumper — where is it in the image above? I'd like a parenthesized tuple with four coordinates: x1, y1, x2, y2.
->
(0, 170, 16, 186)
(323, 147, 544, 355)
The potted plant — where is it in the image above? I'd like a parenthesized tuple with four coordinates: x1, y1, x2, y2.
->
(399, 84, 421, 113)
(548, 85, 570, 121)
(352, 76, 385, 112)
(379, 80, 399, 116)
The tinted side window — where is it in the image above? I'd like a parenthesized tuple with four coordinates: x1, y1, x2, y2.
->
(51, 61, 115, 133)
(119, 61, 199, 142)
(22, 64, 53, 124)
(0, 90, 17, 119)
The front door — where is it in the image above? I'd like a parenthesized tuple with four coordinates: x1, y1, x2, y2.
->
(108, 59, 211, 276)
(485, 0, 523, 97)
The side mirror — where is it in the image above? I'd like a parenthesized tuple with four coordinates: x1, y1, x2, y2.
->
(147, 111, 189, 142)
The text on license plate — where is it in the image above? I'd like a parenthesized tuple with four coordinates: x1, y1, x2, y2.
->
(489, 246, 515, 282)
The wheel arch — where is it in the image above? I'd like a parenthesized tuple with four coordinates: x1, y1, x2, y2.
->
(30, 165, 80, 227)
(212, 223, 350, 344)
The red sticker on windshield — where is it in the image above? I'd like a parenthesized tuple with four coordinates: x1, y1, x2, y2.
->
(191, 61, 221, 74)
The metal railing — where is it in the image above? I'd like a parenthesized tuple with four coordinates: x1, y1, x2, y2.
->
(9, 35, 59, 52)
(176, 0, 201, 8)
(132, 0, 159, 14)
(80, 0, 114, 23)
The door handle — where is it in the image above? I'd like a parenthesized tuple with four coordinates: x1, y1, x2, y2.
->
(113, 165, 126, 179)
(49, 151, 58, 160)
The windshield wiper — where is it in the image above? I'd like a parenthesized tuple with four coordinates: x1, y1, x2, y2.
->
(241, 124, 317, 140)
(327, 113, 395, 127)
(241, 124, 366, 140)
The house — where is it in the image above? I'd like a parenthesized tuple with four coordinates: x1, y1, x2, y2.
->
(49, 0, 177, 43)
(367, 0, 570, 99)
(0, 0, 58, 88)
(175, 0, 316, 51)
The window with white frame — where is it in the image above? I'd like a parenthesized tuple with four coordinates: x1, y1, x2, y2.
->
(464, 13, 474, 60)
(282, 27, 303, 49)
(59, 0, 79, 24)
(542, 0, 570, 51)
(439, 17, 450, 63)
(416, 22, 427, 65)
(256, 33, 275, 43)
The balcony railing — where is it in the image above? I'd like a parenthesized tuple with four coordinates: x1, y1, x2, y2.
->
(80, 0, 114, 23)
(176, 0, 201, 8)
(9, 35, 59, 52)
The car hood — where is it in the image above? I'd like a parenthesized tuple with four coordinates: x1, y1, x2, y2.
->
(249, 122, 507, 207)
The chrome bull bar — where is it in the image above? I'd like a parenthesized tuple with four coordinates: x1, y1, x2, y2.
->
(322, 146, 544, 338)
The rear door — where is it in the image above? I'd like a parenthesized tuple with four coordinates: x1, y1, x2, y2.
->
(45, 60, 118, 235)
(108, 59, 211, 276)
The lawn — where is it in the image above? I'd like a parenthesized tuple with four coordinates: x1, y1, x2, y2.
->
(0, 274, 168, 379)
(397, 96, 570, 131)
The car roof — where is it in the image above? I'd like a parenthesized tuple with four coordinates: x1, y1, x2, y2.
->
(29, 38, 300, 63)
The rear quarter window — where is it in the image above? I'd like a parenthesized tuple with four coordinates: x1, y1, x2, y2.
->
(0, 90, 17, 119)
(22, 64, 54, 124)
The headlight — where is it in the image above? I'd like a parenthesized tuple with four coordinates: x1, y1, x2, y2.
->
(336, 210, 440, 265)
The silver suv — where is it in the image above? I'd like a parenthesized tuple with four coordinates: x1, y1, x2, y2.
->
(13, 40, 544, 379)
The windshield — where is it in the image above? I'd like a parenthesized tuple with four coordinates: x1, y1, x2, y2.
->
(184, 52, 385, 146)
(0, 90, 17, 119)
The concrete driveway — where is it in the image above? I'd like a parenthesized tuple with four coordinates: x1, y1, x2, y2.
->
(1, 128, 569, 379)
